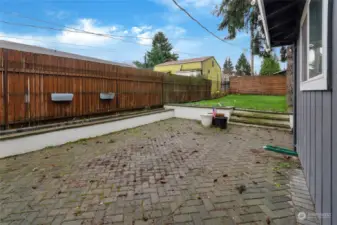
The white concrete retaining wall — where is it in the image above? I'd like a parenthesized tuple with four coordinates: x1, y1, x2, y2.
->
(0, 110, 174, 158)
(164, 105, 234, 121)
(0, 105, 292, 159)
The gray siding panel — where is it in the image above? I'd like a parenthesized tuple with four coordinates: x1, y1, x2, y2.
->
(296, 41, 302, 156)
(321, 93, 332, 225)
(315, 92, 323, 220)
(331, 0, 337, 223)
(301, 93, 304, 160)
(307, 93, 310, 181)
(306, 93, 309, 184)
(310, 92, 316, 201)
(295, 31, 333, 224)
(297, 92, 332, 225)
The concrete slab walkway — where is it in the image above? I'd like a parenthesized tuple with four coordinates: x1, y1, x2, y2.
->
(0, 119, 317, 225)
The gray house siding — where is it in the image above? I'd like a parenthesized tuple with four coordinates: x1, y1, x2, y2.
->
(296, 50, 333, 225)
(295, 1, 336, 224)
(332, 0, 337, 224)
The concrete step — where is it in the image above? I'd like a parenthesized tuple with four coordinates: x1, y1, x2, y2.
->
(229, 122, 292, 132)
(230, 115, 290, 129)
(231, 110, 289, 121)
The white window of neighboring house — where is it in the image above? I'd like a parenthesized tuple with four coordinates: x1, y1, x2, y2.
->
(300, 0, 328, 91)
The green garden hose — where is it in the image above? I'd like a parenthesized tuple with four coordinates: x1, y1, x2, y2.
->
(263, 145, 298, 157)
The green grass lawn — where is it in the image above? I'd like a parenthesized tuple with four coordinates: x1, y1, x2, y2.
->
(188, 94, 288, 112)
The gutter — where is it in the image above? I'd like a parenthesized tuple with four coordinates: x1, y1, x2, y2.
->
(257, 0, 271, 49)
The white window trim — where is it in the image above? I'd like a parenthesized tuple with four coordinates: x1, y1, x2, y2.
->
(300, 0, 328, 91)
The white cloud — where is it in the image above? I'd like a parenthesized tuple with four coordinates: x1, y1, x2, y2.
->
(163, 25, 186, 38)
(129, 25, 186, 46)
(46, 10, 70, 20)
(184, 0, 221, 8)
(137, 31, 153, 45)
(0, 18, 188, 64)
(57, 19, 120, 46)
(131, 26, 152, 34)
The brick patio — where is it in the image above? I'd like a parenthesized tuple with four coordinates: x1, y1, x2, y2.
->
(0, 118, 317, 225)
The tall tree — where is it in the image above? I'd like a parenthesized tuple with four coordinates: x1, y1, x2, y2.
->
(214, 0, 261, 75)
(133, 32, 178, 69)
(280, 46, 294, 109)
(260, 54, 281, 75)
(223, 57, 234, 73)
(133, 55, 149, 68)
(235, 53, 251, 75)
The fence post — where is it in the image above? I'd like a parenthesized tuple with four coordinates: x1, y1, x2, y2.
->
(116, 67, 119, 109)
(161, 74, 164, 105)
(188, 76, 191, 102)
(3, 49, 8, 130)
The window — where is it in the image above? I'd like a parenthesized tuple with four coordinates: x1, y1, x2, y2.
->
(300, 0, 328, 91)
(212, 61, 214, 67)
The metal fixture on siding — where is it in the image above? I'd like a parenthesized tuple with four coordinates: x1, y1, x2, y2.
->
(51, 93, 74, 102)
(100, 93, 115, 100)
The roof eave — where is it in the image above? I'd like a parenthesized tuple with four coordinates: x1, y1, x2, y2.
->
(257, 0, 271, 49)
(156, 56, 213, 67)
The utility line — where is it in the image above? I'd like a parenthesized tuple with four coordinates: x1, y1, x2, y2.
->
(0, 34, 196, 56)
(0, 20, 112, 37)
(171, 0, 241, 48)
(0, 35, 117, 52)
(0, 10, 209, 41)
(0, 20, 199, 56)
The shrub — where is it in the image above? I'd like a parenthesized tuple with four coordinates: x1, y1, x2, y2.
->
(212, 91, 228, 99)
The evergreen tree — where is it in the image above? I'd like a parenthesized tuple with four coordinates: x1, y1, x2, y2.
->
(280, 46, 294, 107)
(235, 53, 251, 75)
(133, 56, 149, 68)
(280, 46, 287, 62)
(223, 57, 234, 73)
(133, 32, 178, 69)
(214, 0, 265, 75)
(260, 54, 281, 75)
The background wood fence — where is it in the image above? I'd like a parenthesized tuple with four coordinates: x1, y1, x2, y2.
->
(0, 48, 211, 129)
(229, 76, 286, 95)
(163, 75, 211, 104)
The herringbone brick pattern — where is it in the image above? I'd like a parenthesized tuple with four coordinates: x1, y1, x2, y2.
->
(0, 119, 316, 225)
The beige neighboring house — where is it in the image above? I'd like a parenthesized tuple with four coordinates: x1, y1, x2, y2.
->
(154, 56, 222, 93)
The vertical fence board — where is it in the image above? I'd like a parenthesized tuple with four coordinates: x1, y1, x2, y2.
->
(0, 48, 211, 128)
(229, 76, 287, 95)
(0, 49, 3, 126)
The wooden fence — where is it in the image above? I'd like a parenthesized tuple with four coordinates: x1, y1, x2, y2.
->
(229, 76, 286, 95)
(163, 75, 211, 104)
(0, 48, 211, 129)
